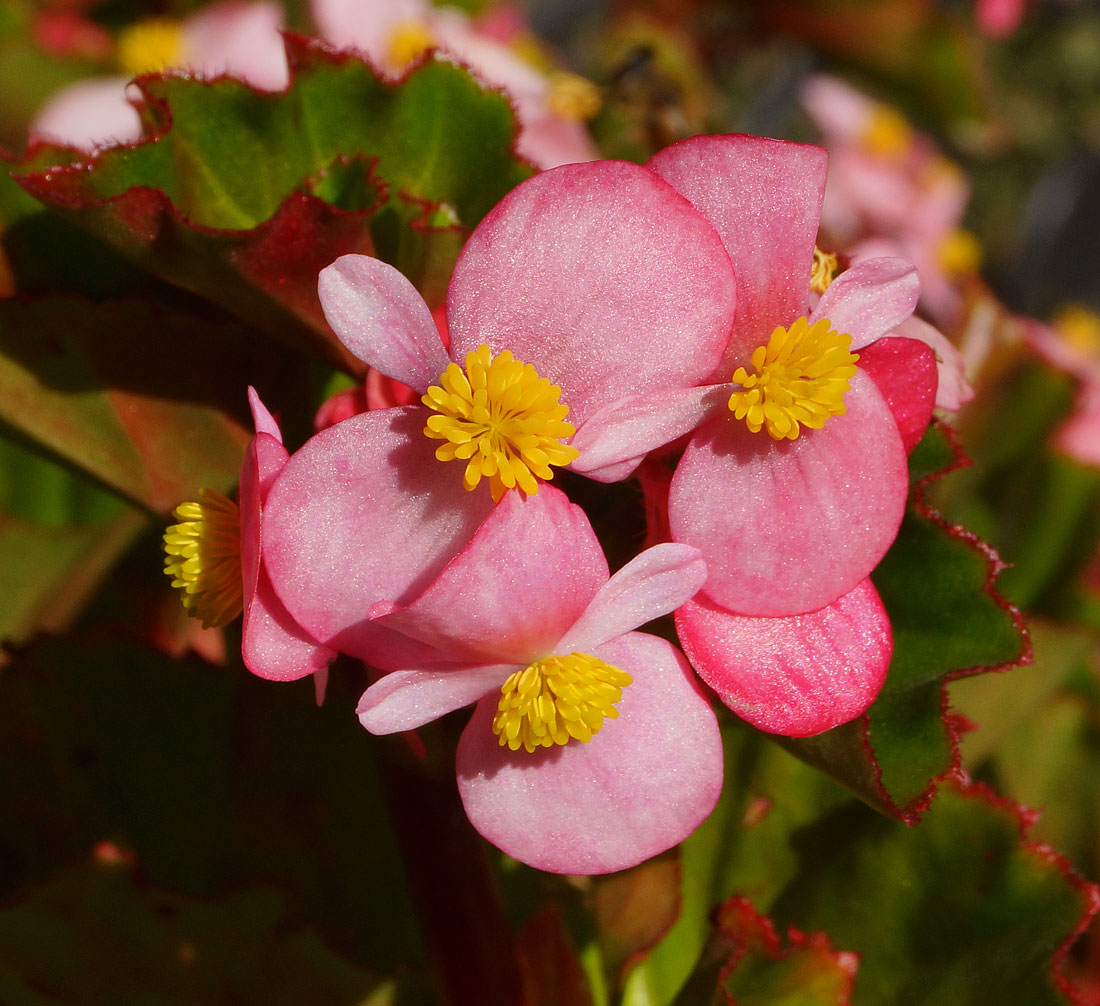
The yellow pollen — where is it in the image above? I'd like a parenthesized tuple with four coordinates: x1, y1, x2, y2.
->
(1054, 304, 1100, 356)
(162, 489, 243, 629)
(422, 343, 580, 502)
(862, 105, 914, 160)
(728, 317, 860, 441)
(546, 71, 602, 120)
(116, 19, 185, 77)
(936, 228, 983, 279)
(387, 21, 435, 68)
(810, 246, 840, 294)
(492, 653, 632, 753)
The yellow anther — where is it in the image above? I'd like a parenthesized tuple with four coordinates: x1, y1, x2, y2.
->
(422, 344, 579, 501)
(728, 317, 859, 441)
(162, 489, 243, 629)
(1054, 304, 1100, 356)
(546, 71, 602, 120)
(492, 653, 632, 753)
(810, 246, 840, 294)
(116, 18, 185, 77)
(862, 105, 914, 160)
(387, 21, 435, 68)
(936, 228, 983, 279)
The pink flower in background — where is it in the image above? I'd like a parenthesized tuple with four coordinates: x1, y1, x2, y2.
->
(311, 0, 600, 168)
(163, 388, 334, 692)
(571, 133, 946, 735)
(357, 485, 722, 874)
(260, 158, 735, 665)
(801, 75, 981, 327)
(31, 2, 288, 151)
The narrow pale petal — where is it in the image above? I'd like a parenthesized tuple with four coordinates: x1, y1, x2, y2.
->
(892, 314, 974, 411)
(456, 632, 723, 874)
(370, 487, 608, 666)
(262, 407, 494, 659)
(648, 134, 827, 380)
(557, 544, 707, 654)
(318, 254, 451, 393)
(246, 386, 282, 443)
(569, 384, 729, 479)
(445, 160, 736, 426)
(239, 432, 287, 609)
(670, 371, 908, 616)
(857, 337, 937, 453)
(675, 579, 891, 736)
(358, 663, 516, 734)
(809, 257, 920, 350)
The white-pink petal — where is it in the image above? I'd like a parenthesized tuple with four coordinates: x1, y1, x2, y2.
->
(357, 662, 516, 734)
(456, 632, 723, 874)
(318, 255, 451, 393)
(557, 543, 707, 654)
(676, 578, 892, 736)
(445, 160, 736, 428)
(30, 76, 141, 152)
(810, 257, 920, 350)
(891, 314, 973, 411)
(670, 371, 908, 616)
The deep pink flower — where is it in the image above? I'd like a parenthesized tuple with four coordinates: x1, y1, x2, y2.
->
(311, 0, 600, 169)
(261, 159, 736, 662)
(357, 485, 723, 874)
(569, 133, 943, 735)
(163, 389, 334, 689)
(31, 3, 288, 151)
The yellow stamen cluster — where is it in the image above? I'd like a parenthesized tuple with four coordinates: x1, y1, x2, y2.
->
(728, 317, 859, 441)
(492, 653, 632, 753)
(162, 489, 243, 629)
(1054, 304, 1100, 356)
(387, 21, 435, 68)
(117, 19, 185, 77)
(862, 105, 914, 160)
(422, 344, 579, 501)
(810, 246, 840, 294)
(936, 228, 983, 279)
(546, 71, 602, 121)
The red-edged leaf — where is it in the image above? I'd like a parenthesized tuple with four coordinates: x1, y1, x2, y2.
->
(780, 422, 1029, 822)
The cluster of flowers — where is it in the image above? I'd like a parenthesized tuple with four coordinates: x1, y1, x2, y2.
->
(164, 132, 965, 875)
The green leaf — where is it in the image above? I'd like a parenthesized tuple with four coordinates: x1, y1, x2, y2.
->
(0, 296, 285, 511)
(782, 423, 1028, 819)
(16, 38, 532, 364)
(0, 858, 395, 1004)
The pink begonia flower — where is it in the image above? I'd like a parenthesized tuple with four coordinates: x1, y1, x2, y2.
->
(261, 159, 736, 662)
(310, 0, 599, 168)
(31, 3, 288, 151)
(801, 75, 981, 328)
(569, 133, 944, 735)
(976, 0, 1029, 37)
(357, 484, 723, 874)
(163, 388, 333, 695)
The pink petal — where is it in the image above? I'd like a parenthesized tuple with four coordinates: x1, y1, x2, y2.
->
(239, 432, 288, 605)
(569, 384, 729, 480)
(369, 486, 607, 666)
(675, 578, 891, 736)
(311, 0, 421, 64)
(557, 543, 707, 654)
(242, 568, 335, 680)
(318, 255, 451, 393)
(669, 370, 908, 616)
(30, 76, 140, 151)
(262, 407, 494, 658)
(445, 160, 736, 426)
(247, 386, 283, 442)
(357, 662, 515, 733)
(648, 134, 827, 381)
(183, 1, 289, 91)
(857, 337, 937, 453)
(456, 632, 723, 874)
(810, 258, 919, 350)
(892, 315, 974, 411)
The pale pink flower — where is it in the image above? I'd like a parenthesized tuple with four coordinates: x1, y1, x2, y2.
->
(31, 3, 288, 151)
(357, 485, 723, 874)
(260, 159, 735, 662)
(310, 0, 599, 168)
